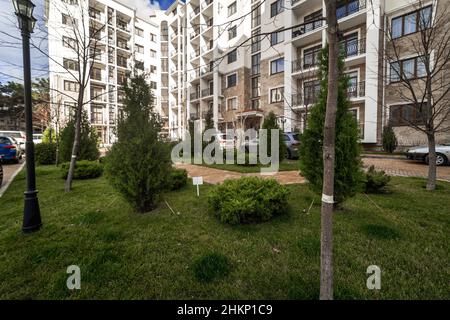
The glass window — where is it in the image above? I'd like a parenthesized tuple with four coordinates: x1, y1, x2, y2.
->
(227, 97, 237, 110)
(228, 25, 237, 40)
(228, 2, 237, 17)
(392, 17, 402, 39)
(270, 29, 284, 46)
(270, 87, 284, 103)
(251, 53, 260, 75)
(416, 57, 426, 77)
(402, 58, 415, 79)
(270, 0, 284, 18)
(390, 61, 400, 82)
(404, 12, 417, 35)
(251, 77, 260, 98)
(419, 6, 432, 29)
(227, 49, 237, 64)
(270, 58, 284, 74)
(227, 73, 237, 88)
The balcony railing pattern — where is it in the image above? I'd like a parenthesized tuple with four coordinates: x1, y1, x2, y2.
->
(292, 19, 324, 39)
(341, 38, 366, 58)
(292, 58, 319, 73)
(190, 92, 200, 100)
(347, 81, 365, 98)
(337, 0, 366, 20)
(201, 88, 213, 98)
(291, 93, 319, 107)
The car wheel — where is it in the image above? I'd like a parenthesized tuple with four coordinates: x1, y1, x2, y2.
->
(285, 149, 291, 160)
(425, 153, 448, 166)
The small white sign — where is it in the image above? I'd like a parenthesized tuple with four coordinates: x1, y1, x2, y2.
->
(193, 176, 203, 185)
(192, 176, 203, 196)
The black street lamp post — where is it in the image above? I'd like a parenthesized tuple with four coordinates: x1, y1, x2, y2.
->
(13, 0, 42, 233)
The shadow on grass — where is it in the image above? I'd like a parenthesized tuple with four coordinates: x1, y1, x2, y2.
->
(361, 224, 401, 240)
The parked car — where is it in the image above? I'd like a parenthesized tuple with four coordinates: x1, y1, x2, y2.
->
(0, 157, 3, 187)
(283, 132, 301, 159)
(0, 131, 26, 151)
(33, 133, 43, 144)
(0, 136, 20, 163)
(405, 144, 450, 166)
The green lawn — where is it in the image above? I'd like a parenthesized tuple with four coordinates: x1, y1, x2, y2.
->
(196, 159, 300, 173)
(0, 166, 449, 299)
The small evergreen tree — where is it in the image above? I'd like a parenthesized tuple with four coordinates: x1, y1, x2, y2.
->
(104, 74, 172, 212)
(204, 107, 214, 131)
(59, 113, 99, 163)
(299, 47, 363, 206)
(382, 125, 397, 154)
(261, 111, 286, 161)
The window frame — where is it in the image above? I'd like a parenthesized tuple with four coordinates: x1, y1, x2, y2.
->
(228, 25, 237, 40)
(270, 29, 284, 46)
(228, 2, 237, 17)
(226, 73, 237, 88)
(269, 87, 284, 104)
(227, 49, 237, 64)
(226, 96, 238, 110)
(389, 103, 427, 126)
(391, 5, 432, 39)
(389, 56, 427, 83)
(270, 0, 284, 18)
(270, 57, 284, 75)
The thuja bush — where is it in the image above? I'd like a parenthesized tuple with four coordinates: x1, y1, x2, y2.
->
(104, 74, 172, 212)
(61, 160, 103, 180)
(168, 168, 188, 190)
(382, 125, 398, 154)
(299, 46, 363, 205)
(35, 142, 57, 165)
(208, 177, 289, 225)
(364, 165, 391, 194)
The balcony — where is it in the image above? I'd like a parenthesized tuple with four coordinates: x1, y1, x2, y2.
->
(292, 19, 324, 38)
(202, 0, 213, 10)
(190, 6, 200, 20)
(190, 48, 200, 60)
(116, 40, 130, 51)
(190, 28, 200, 40)
(89, 8, 103, 23)
(116, 20, 130, 33)
(291, 58, 319, 76)
(291, 93, 319, 108)
(201, 88, 213, 98)
(337, 0, 366, 20)
(341, 37, 366, 67)
(347, 81, 365, 99)
(90, 70, 105, 82)
(190, 92, 200, 101)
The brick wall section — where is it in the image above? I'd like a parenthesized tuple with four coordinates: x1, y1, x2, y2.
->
(260, 57, 284, 117)
(220, 66, 252, 124)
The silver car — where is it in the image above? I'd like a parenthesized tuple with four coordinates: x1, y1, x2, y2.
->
(405, 144, 450, 166)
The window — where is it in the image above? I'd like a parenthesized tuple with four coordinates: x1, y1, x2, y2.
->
(270, 87, 284, 103)
(150, 49, 157, 58)
(346, 71, 358, 97)
(227, 49, 237, 64)
(251, 53, 260, 75)
(252, 4, 261, 28)
(135, 27, 143, 37)
(389, 103, 427, 126)
(303, 80, 321, 105)
(336, 0, 361, 19)
(270, 29, 284, 46)
(63, 58, 79, 71)
(135, 44, 144, 54)
(227, 97, 237, 110)
(304, 10, 323, 32)
(303, 45, 321, 68)
(340, 33, 359, 57)
(391, 6, 432, 39)
(227, 73, 237, 88)
(390, 56, 427, 82)
(251, 28, 261, 53)
(228, 25, 237, 40)
(228, 2, 237, 17)
(135, 60, 144, 70)
(150, 65, 157, 73)
(63, 36, 76, 49)
(251, 77, 260, 98)
(150, 33, 156, 42)
(150, 81, 157, 89)
(270, 0, 284, 18)
(62, 14, 77, 26)
(270, 57, 284, 74)
(64, 80, 79, 92)
(62, 0, 78, 5)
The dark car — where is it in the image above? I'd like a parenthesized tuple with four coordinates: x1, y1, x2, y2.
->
(0, 136, 20, 164)
(0, 157, 3, 188)
(283, 132, 301, 159)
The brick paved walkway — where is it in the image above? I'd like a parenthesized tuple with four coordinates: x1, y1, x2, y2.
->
(362, 158, 450, 182)
(176, 157, 450, 185)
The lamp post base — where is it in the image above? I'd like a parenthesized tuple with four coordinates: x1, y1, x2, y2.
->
(22, 190, 42, 234)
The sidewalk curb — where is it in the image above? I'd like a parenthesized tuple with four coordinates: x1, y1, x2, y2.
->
(362, 154, 405, 160)
(0, 161, 25, 198)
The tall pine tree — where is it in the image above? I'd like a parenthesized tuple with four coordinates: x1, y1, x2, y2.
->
(299, 46, 363, 206)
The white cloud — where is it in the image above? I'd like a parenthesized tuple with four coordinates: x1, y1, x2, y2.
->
(120, 0, 161, 21)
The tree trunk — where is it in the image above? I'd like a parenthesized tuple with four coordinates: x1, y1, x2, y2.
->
(320, 0, 339, 301)
(426, 133, 437, 190)
(64, 93, 83, 192)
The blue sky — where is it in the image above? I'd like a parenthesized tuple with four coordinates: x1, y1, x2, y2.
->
(0, 0, 177, 84)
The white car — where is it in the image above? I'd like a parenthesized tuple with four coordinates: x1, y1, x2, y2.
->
(33, 134, 43, 144)
(405, 144, 450, 166)
(0, 131, 26, 151)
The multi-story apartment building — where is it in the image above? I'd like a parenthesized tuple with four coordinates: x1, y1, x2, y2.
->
(46, 0, 165, 145)
(165, 0, 449, 149)
(47, 0, 449, 148)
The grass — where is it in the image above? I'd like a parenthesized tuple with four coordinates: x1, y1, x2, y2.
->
(196, 159, 300, 173)
(0, 165, 449, 299)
